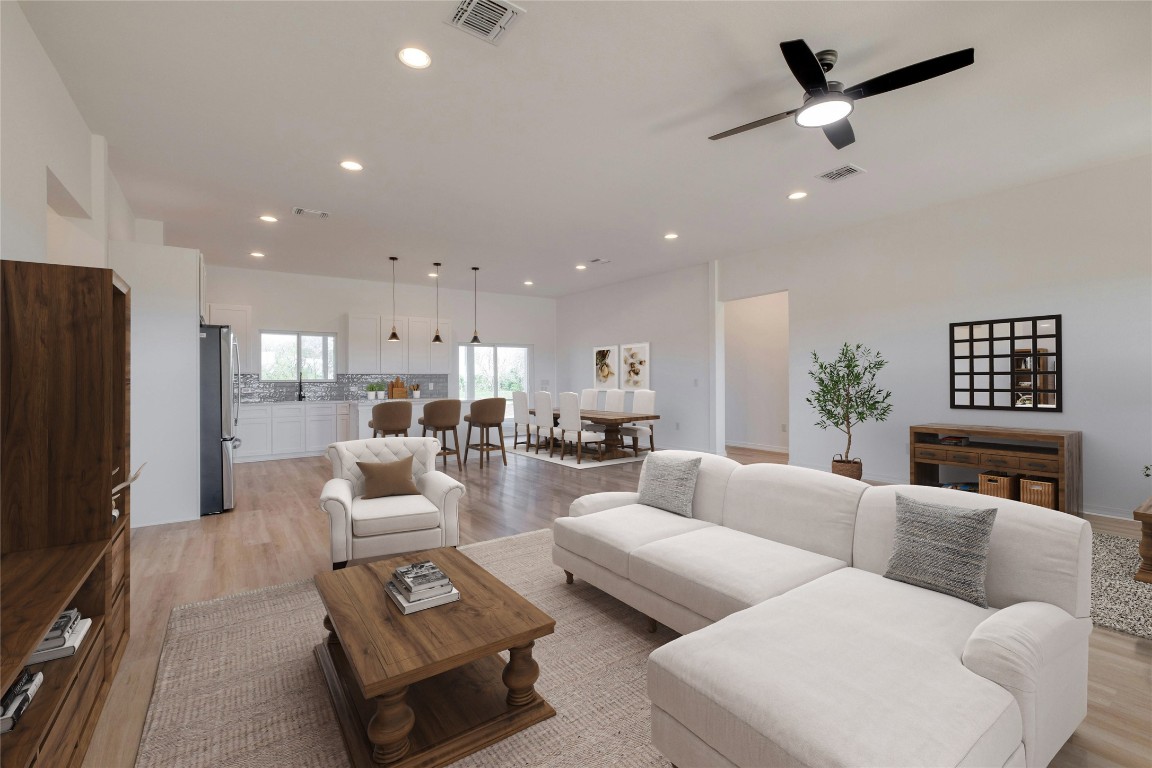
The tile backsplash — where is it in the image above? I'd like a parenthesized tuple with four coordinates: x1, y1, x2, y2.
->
(240, 373, 451, 403)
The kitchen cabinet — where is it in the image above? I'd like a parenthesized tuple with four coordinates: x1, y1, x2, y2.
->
(236, 402, 361, 462)
(306, 403, 338, 451)
(347, 313, 382, 373)
(236, 405, 272, 459)
(208, 303, 252, 372)
(346, 314, 453, 374)
(337, 403, 351, 442)
(430, 319, 453, 374)
(272, 403, 306, 454)
(408, 317, 432, 374)
(380, 317, 409, 372)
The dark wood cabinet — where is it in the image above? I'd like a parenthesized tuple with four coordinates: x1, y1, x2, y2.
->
(909, 423, 1082, 515)
(1, 260, 131, 768)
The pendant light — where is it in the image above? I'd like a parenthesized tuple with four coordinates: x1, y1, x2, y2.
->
(431, 262, 443, 344)
(387, 257, 400, 342)
(469, 267, 481, 344)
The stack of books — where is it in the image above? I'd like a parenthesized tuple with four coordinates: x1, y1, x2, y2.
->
(29, 609, 92, 665)
(938, 435, 971, 447)
(386, 561, 460, 615)
(1, 669, 44, 734)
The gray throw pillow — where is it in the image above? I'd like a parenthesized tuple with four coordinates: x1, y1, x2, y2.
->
(637, 454, 702, 517)
(884, 493, 998, 608)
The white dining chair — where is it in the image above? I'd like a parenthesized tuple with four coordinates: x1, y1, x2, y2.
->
(533, 391, 554, 455)
(511, 391, 531, 450)
(557, 392, 605, 463)
(590, 389, 626, 433)
(579, 388, 599, 429)
(621, 389, 656, 455)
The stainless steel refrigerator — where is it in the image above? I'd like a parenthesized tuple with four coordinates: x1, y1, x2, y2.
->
(200, 325, 239, 515)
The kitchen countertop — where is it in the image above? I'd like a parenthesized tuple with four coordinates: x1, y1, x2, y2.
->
(240, 397, 454, 406)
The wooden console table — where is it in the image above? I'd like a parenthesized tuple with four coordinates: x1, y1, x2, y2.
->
(909, 424, 1082, 515)
(1133, 496, 1152, 584)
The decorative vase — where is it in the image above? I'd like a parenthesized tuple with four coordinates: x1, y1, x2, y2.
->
(831, 456, 863, 480)
(412, 392, 421, 399)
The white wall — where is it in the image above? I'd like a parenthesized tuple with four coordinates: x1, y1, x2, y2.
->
(203, 265, 559, 394)
(110, 242, 203, 527)
(725, 292, 789, 452)
(556, 263, 716, 452)
(720, 158, 1152, 517)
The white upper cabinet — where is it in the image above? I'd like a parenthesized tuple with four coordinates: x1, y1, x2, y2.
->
(345, 314, 452, 375)
(380, 316, 408, 372)
(347, 313, 382, 373)
(407, 317, 432, 374)
(208, 303, 252, 373)
(430, 319, 453, 374)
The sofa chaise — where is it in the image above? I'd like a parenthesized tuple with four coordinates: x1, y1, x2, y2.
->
(552, 451, 1092, 768)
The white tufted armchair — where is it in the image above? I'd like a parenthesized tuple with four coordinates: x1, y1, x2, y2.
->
(319, 437, 466, 569)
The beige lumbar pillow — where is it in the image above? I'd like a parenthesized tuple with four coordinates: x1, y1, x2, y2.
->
(357, 456, 419, 499)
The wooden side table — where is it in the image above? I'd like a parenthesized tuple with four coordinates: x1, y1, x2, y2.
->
(1134, 496, 1152, 584)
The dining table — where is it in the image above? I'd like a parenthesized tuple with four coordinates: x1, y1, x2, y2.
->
(528, 408, 660, 460)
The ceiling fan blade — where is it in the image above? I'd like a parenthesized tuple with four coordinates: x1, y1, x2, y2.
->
(844, 48, 974, 100)
(780, 39, 828, 94)
(708, 109, 797, 141)
(822, 119, 855, 149)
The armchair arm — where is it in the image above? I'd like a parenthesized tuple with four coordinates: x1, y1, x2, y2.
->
(569, 491, 640, 517)
(963, 601, 1092, 768)
(416, 470, 466, 547)
(320, 478, 354, 564)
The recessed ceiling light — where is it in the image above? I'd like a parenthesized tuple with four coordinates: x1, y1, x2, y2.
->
(339, 160, 363, 171)
(523, 281, 534, 286)
(249, 252, 265, 258)
(788, 191, 808, 200)
(664, 233, 679, 240)
(259, 215, 277, 223)
(398, 47, 431, 69)
(575, 265, 587, 271)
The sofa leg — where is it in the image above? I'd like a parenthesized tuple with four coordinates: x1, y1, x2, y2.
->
(333, 561, 348, 570)
(564, 570, 573, 584)
(647, 616, 658, 633)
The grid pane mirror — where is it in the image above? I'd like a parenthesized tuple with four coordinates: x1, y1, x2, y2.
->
(949, 315, 1060, 411)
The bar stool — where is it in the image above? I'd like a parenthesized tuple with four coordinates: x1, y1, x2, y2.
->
(370, 401, 411, 437)
(418, 399, 462, 470)
(464, 397, 508, 467)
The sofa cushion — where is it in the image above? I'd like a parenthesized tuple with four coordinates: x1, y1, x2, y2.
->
(885, 493, 998, 607)
(638, 454, 702, 517)
(630, 527, 846, 622)
(649, 450, 740, 525)
(552, 504, 713, 577)
(351, 494, 440, 537)
(648, 567, 1020, 768)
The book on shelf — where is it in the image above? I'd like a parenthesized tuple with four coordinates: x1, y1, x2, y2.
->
(938, 436, 970, 446)
(385, 580, 460, 615)
(1, 669, 33, 712)
(46, 609, 81, 640)
(0, 672, 44, 734)
(27, 617, 92, 665)
(393, 561, 450, 592)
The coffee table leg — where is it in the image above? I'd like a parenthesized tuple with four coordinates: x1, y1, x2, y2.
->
(502, 641, 540, 706)
(367, 686, 414, 765)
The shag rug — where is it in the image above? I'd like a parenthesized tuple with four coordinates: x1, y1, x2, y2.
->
(135, 529, 673, 768)
(1090, 531, 1152, 640)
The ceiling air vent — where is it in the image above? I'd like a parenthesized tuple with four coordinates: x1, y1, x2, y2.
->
(817, 164, 866, 183)
(447, 0, 524, 45)
(293, 207, 330, 219)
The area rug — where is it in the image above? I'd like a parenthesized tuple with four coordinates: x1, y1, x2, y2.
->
(135, 529, 673, 768)
(1090, 531, 1152, 640)
(505, 442, 645, 470)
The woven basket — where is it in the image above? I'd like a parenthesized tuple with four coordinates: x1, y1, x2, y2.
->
(831, 458, 863, 480)
(1019, 477, 1056, 509)
(978, 471, 1019, 500)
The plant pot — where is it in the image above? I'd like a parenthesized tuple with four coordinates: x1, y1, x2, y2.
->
(831, 457, 863, 480)
(412, 392, 421, 399)
(368, 391, 379, 400)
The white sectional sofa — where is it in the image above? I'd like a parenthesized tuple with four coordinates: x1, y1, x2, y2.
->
(551, 451, 1092, 768)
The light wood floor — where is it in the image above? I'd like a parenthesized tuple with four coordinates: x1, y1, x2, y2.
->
(83, 448, 1151, 768)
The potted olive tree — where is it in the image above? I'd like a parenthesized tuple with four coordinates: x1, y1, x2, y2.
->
(806, 343, 893, 480)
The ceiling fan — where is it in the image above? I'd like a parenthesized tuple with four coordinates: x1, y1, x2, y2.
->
(709, 39, 974, 149)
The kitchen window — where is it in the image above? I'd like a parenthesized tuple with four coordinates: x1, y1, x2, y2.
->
(458, 344, 530, 417)
(259, 331, 337, 381)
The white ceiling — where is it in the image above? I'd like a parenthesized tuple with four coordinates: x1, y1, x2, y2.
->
(21, 1, 1152, 297)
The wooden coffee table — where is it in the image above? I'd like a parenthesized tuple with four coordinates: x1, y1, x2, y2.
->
(314, 547, 556, 767)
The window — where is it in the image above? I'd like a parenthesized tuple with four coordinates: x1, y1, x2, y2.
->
(458, 344, 530, 417)
(260, 331, 337, 381)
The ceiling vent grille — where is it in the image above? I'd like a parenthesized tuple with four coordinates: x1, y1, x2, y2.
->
(817, 164, 866, 183)
(293, 207, 330, 219)
(447, 0, 524, 45)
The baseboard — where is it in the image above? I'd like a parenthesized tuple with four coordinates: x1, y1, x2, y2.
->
(725, 441, 788, 454)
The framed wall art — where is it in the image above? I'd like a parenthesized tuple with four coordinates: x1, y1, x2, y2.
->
(593, 345, 618, 389)
(620, 342, 650, 390)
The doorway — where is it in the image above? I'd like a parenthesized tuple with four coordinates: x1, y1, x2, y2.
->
(723, 291, 789, 463)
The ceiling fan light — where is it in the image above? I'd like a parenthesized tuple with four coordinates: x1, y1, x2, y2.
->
(795, 94, 854, 127)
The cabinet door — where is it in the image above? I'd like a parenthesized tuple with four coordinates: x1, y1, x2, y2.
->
(337, 413, 351, 442)
(236, 417, 272, 457)
(272, 411, 306, 454)
(306, 413, 337, 451)
(430, 319, 453, 374)
(208, 304, 252, 373)
(407, 317, 432, 374)
(347, 314, 381, 374)
(380, 317, 408, 373)
(357, 404, 375, 439)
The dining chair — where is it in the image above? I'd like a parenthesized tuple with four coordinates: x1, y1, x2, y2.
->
(557, 392, 605, 463)
(533, 391, 554, 455)
(579, 388, 599, 429)
(464, 397, 508, 467)
(418, 399, 462, 470)
(590, 389, 626, 433)
(621, 389, 656, 455)
(369, 401, 411, 437)
(511, 391, 532, 450)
